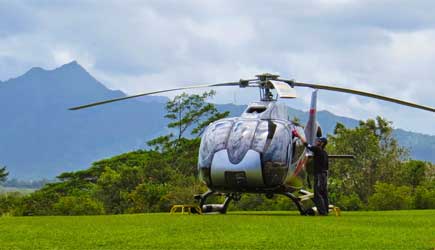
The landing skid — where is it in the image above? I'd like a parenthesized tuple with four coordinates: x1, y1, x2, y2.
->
(194, 190, 240, 214)
(194, 189, 314, 215)
(281, 189, 314, 215)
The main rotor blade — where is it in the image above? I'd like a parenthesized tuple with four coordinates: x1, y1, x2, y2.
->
(69, 82, 241, 110)
(280, 79, 435, 112)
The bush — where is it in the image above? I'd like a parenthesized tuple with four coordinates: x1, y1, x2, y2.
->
(0, 192, 23, 216)
(21, 190, 60, 216)
(368, 182, 414, 210)
(414, 185, 435, 209)
(128, 183, 171, 213)
(336, 193, 363, 211)
(53, 196, 105, 215)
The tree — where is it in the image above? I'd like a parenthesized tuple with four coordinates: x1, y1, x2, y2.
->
(359, 116, 409, 185)
(128, 182, 170, 213)
(95, 167, 126, 214)
(53, 196, 105, 215)
(328, 117, 408, 204)
(399, 160, 427, 188)
(414, 185, 435, 209)
(328, 122, 380, 202)
(0, 192, 23, 216)
(148, 91, 229, 151)
(165, 90, 229, 139)
(0, 166, 8, 183)
(147, 91, 229, 176)
(368, 182, 414, 210)
(4, 92, 236, 215)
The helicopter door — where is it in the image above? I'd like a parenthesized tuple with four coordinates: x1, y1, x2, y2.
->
(262, 121, 291, 186)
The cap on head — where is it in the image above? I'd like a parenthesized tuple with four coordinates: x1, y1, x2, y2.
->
(317, 137, 328, 146)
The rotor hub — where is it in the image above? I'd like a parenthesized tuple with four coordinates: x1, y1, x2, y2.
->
(256, 73, 279, 81)
(254, 73, 280, 101)
(255, 73, 280, 81)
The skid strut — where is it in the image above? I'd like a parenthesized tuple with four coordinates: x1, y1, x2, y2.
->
(194, 190, 238, 214)
(282, 192, 308, 215)
(195, 190, 313, 216)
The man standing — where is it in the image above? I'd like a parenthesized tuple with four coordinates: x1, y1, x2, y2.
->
(293, 130, 329, 215)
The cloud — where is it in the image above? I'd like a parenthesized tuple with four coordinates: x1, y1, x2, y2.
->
(1, 0, 434, 134)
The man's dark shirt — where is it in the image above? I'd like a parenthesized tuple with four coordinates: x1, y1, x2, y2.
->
(304, 143, 329, 173)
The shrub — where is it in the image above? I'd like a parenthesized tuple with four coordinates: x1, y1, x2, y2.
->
(21, 190, 60, 216)
(336, 193, 363, 211)
(368, 182, 414, 210)
(0, 192, 23, 216)
(53, 196, 105, 215)
(414, 185, 435, 209)
(128, 183, 170, 213)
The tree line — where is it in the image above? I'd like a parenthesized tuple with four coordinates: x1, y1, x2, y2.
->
(0, 92, 434, 216)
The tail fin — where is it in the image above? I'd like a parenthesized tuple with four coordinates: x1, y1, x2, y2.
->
(304, 90, 318, 145)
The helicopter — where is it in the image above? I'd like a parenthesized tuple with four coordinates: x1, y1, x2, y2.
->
(70, 73, 435, 215)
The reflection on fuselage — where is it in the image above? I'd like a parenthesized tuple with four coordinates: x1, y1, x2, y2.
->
(198, 101, 307, 193)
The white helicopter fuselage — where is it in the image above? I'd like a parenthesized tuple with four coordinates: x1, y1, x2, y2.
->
(198, 101, 309, 194)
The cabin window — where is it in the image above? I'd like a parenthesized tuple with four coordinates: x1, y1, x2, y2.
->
(246, 106, 267, 114)
(263, 122, 290, 164)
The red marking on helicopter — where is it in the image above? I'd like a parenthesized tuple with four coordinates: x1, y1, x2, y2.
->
(293, 156, 308, 176)
(309, 108, 316, 115)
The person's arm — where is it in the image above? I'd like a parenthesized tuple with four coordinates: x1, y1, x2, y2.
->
(292, 129, 320, 154)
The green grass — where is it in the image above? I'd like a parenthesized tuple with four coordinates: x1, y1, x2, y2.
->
(0, 210, 434, 250)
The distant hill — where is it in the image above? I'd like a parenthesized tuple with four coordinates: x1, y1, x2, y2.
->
(0, 62, 433, 179)
(0, 62, 167, 179)
(392, 129, 435, 161)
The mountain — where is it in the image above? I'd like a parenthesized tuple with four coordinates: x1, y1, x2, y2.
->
(1, 62, 433, 179)
(0, 62, 167, 179)
(392, 129, 435, 161)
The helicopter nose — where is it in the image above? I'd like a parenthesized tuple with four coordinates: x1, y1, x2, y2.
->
(210, 149, 264, 188)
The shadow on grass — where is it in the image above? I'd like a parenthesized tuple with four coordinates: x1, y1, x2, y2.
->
(226, 211, 302, 217)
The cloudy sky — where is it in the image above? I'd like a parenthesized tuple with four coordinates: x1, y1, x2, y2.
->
(1, 0, 435, 134)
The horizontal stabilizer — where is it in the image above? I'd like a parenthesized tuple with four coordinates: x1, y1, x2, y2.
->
(329, 155, 355, 159)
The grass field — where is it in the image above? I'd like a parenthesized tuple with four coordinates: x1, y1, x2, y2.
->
(0, 210, 434, 250)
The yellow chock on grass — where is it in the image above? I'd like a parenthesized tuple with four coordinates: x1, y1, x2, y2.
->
(331, 206, 341, 216)
(326, 205, 341, 216)
(170, 205, 202, 215)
